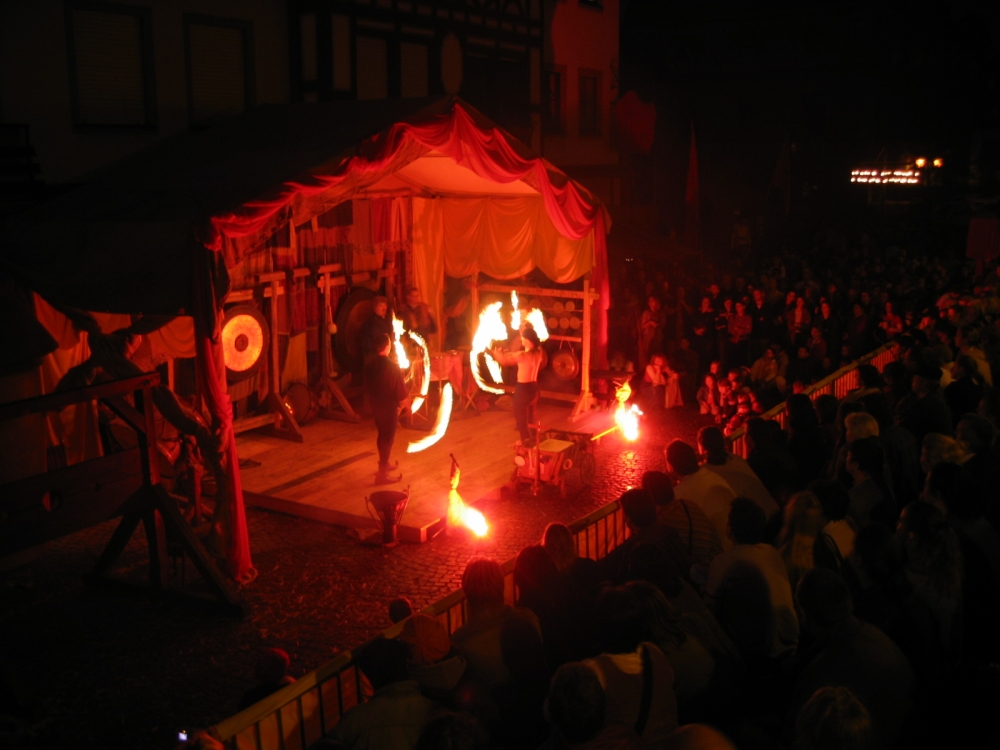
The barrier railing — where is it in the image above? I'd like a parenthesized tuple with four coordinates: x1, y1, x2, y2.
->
(725, 343, 899, 458)
(211, 501, 628, 748)
(213, 343, 901, 748)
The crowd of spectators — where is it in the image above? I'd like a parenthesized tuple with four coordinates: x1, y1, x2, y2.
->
(607, 224, 1000, 439)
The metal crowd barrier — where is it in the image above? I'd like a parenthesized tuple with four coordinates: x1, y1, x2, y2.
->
(212, 343, 900, 748)
(211, 502, 628, 749)
(725, 343, 899, 458)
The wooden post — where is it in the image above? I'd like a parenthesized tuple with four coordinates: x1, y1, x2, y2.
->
(259, 272, 305, 442)
(316, 264, 360, 422)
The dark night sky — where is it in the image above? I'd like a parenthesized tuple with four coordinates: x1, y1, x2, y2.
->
(618, 1, 1000, 231)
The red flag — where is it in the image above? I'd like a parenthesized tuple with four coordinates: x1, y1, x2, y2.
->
(684, 122, 700, 250)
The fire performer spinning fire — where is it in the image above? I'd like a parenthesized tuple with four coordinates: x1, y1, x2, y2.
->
(365, 332, 410, 484)
(489, 327, 544, 446)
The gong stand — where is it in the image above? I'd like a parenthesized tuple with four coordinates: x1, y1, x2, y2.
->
(316, 263, 359, 422)
(479, 279, 601, 421)
(230, 273, 303, 442)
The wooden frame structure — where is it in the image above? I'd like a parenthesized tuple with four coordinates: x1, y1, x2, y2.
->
(0, 374, 243, 616)
(478, 278, 600, 421)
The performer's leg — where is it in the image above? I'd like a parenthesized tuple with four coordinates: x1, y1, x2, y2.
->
(512, 384, 531, 442)
(373, 409, 397, 470)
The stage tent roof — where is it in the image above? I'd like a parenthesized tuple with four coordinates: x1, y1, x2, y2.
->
(2, 96, 608, 318)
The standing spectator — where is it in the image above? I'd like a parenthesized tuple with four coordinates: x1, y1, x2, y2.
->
(944, 355, 985, 428)
(786, 296, 812, 347)
(705, 498, 799, 658)
(691, 296, 717, 374)
(749, 288, 775, 361)
(546, 662, 644, 750)
(786, 394, 829, 487)
(727, 300, 753, 368)
(777, 491, 842, 592)
(791, 569, 915, 750)
(794, 686, 877, 750)
(643, 470, 725, 569)
(845, 303, 870, 358)
(698, 426, 778, 519)
(332, 637, 436, 750)
(714, 298, 734, 366)
(900, 364, 952, 448)
(816, 300, 842, 355)
(666, 439, 738, 551)
(845, 437, 897, 530)
(638, 296, 664, 370)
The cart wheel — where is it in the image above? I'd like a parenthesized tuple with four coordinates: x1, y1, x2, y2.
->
(579, 452, 597, 485)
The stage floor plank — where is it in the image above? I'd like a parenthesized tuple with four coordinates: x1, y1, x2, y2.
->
(236, 401, 617, 541)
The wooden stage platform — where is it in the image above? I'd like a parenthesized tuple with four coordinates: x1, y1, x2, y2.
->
(236, 399, 617, 543)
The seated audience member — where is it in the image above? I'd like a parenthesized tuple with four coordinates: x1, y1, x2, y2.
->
(667, 440, 737, 551)
(792, 569, 915, 750)
(398, 614, 467, 698)
(777, 492, 842, 592)
(794, 686, 876, 750)
(705, 498, 799, 659)
(332, 636, 437, 750)
(601, 488, 691, 585)
(715, 378, 738, 425)
(697, 374, 720, 417)
(698, 426, 778, 519)
(546, 662, 644, 750)
(643, 471, 724, 569)
(809, 480, 856, 560)
(845, 437, 897, 530)
(238, 648, 296, 711)
(450, 558, 540, 692)
(541, 522, 604, 601)
(583, 587, 679, 747)
(642, 354, 669, 412)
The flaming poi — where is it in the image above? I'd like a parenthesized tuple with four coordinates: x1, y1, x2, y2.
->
(614, 381, 642, 441)
(407, 329, 431, 414)
(510, 290, 520, 331)
(525, 308, 550, 341)
(446, 455, 488, 537)
(407, 382, 454, 453)
(391, 315, 409, 369)
(471, 300, 508, 394)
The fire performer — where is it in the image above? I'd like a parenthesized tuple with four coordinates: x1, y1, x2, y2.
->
(365, 332, 410, 484)
(490, 327, 544, 446)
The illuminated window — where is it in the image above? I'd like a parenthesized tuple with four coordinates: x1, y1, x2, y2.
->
(66, 1, 156, 128)
(579, 69, 601, 136)
(543, 68, 564, 134)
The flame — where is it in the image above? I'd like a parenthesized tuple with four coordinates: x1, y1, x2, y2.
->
(407, 383, 454, 453)
(446, 463, 488, 536)
(408, 330, 431, 414)
(471, 301, 508, 395)
(614, 382, 642, 441)
(392, 315, 409, 369)
(525, 308, 549, 341)
(511, 290, 520, 331)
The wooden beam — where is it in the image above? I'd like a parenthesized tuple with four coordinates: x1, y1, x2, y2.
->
(478, 283, 600, 301)
(0, 373, 160, 422)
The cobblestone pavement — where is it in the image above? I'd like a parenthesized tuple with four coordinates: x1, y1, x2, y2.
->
(0, 404, 712, 749)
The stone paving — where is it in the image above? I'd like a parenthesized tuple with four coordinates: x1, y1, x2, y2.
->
(0, 404, 711, 749)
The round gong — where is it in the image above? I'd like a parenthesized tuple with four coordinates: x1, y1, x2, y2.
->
(334, 286, 377, 377)
(222, 305, 269, 382)
(551, 349, 580, 381)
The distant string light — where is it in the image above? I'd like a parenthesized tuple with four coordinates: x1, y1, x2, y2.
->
(850, 169, 922, 185)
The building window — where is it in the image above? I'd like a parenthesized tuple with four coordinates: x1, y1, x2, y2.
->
(543, 68, 564, 134)
(65, 1, 156, 128)
(184, 15, 255, 126)
(579, 69, 601, 136)
(356, 36, 388, 100)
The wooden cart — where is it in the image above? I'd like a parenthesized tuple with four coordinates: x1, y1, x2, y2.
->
(508, 427, 597, 497)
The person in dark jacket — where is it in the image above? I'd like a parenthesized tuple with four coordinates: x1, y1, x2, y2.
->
(365, 333, 410, 484)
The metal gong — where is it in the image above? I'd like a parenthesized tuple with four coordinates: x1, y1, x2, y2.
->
(222, 305, 269, 382)
(551, 349, 580, 381)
